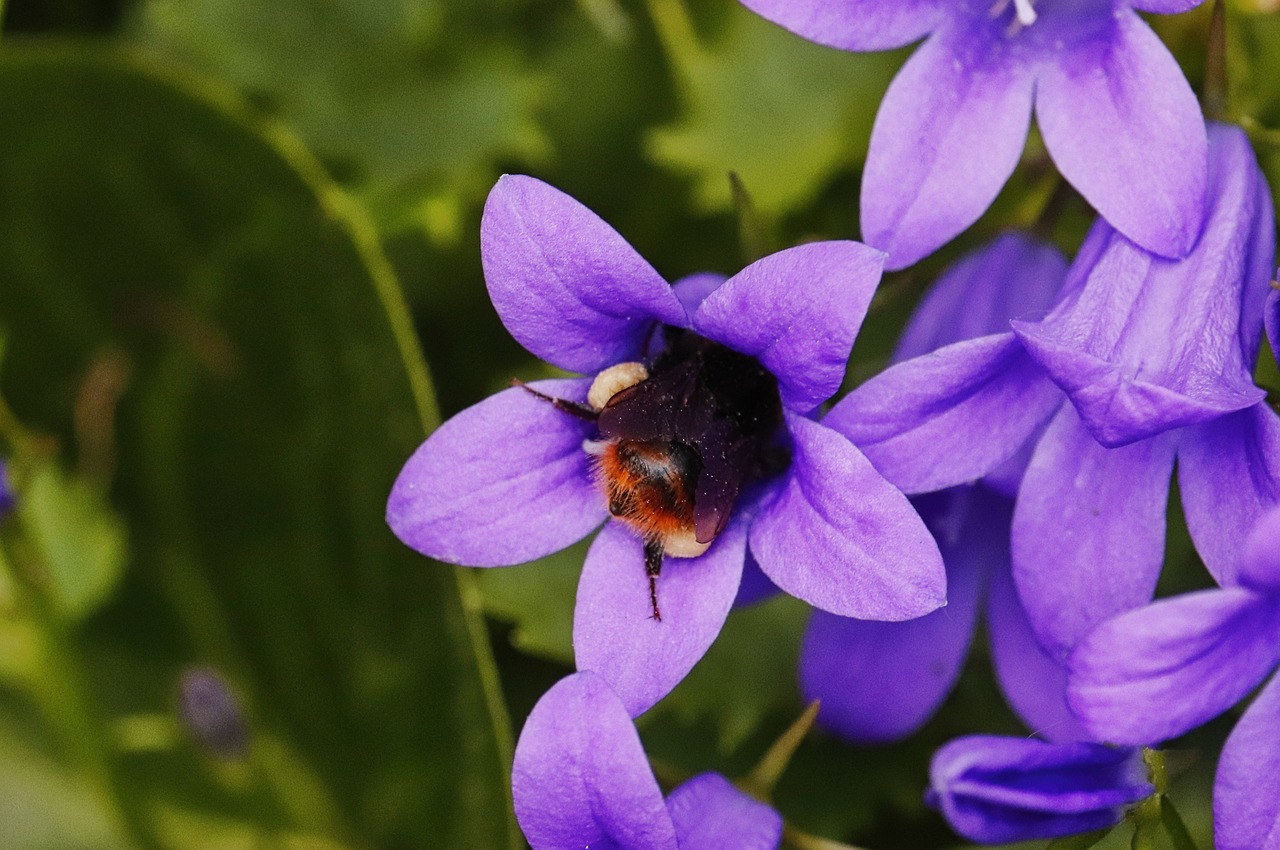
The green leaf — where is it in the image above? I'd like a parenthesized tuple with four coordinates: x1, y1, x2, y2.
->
(0, 702, 129, 850)
(475, 540, 585, 665)
(1047, 827, 1114, 850)
(0, 47, 517, 848)
(648, 593, 808, 752)
(17, 463, 127, 621)
(128, 0, 550, 225)
(1159, 796, 1200, 850)
(645, 0, 901, 217)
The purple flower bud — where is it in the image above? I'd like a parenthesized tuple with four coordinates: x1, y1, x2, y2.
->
(927, 735, 1151, 844)
(178, 666, 248, 760)
(0, 459, 15, 518)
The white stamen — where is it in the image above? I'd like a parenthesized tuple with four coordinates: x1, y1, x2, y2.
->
(1013, 0, 1038, 26)
(588, 361, 650, 411)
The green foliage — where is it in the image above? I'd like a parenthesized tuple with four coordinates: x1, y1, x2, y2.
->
(17, 463, 127, 620)
(128, 0, 550, 226)
(0, 48, 515, 848)
(646, 0, 900, 217)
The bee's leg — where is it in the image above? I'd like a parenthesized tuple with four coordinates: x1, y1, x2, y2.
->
(643, 537, 664, 622)
(511, 379, 598, 421)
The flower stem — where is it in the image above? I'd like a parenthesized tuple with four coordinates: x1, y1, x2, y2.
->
(744, 700, 820, 800)
(782, 824, 873, 850)
(1203, 0, 1228, 122)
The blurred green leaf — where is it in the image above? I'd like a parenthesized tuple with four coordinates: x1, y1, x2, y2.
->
(17, 464, 127, 621)
(1047, 828, 1113, 850)
(648, 593, 807, 752)
(476, 539, 585, 665)
(128, 0, 550, 225)
(646, 0, 900, 217)
(0, 47, 517, 848)
(0, 705, 128, 850)
(1158, 796, 1200, 850)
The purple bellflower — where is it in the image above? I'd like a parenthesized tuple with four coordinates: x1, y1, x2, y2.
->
(740, 0, 1209, 270)
(512, 671, 783, 850)
(927, 735, 1152, 844)
(1068, 505, 1280, 850)
(386, 175, 946, 717)
(801, 233, 1091, 743)
(829, 123, 1279, 662)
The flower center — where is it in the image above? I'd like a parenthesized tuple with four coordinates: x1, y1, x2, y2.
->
(989, 0, 1038, 32)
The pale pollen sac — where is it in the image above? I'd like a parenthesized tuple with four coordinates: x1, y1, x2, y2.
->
(587, 361, 649, 411)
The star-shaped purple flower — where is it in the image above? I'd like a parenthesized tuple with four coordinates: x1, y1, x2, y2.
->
(513, 671, 783, 850)
(802, 232, 1091, 743)
(830, 123, 1279, 661)
(927, 735, 1152, 844)
(740, 0, 1209, 270)
(386, 175, 946, 716)
(1068, 505, 1280, 850)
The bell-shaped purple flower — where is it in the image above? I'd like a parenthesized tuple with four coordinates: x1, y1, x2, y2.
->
(740, 0, 1208, 269)
(387, 175, 945, 717)
(1068, 505, 1280, 850)
(927, 735, 1152, 844)
(512, 671, 783, 850)
(805, 233, 1088, 743)
(831, 123, 1279, 662)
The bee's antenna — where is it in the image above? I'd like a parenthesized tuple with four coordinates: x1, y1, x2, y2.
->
(643, 538, 664, 622)
(510, 378, 598, 421)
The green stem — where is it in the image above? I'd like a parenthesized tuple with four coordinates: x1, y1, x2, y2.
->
(1203, 0, 1228, 122)
(782, 824, 873, 850)
(745, 701, 820, 799)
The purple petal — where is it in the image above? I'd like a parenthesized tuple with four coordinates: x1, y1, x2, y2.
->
(512, 672, 678, 850)
(1241, 505, 1280, 594)
(749, 414, 945, 620)
(733, 548, 780, 607)
(986, 526, 1089, 743)
(481, 175, 687, 374)
(800, 489, 986, 743)
(828, 334, 1063, 493)
(1067, 589, 1280, 745)
(1240, 169, 1278, 365)
(739, 0, 945, 51)
(893, 232, 1067, 363)
(671, 272, 727, 317)
(1037, 10, 1206, 258)
(1012, 404, 1177, 660)
(1178, 403, 1280, 586)
(1129, 0, 1205, 11)
(861, 24, 1035, 270)
(574, 519, 747, 718)
(1267, 276, 1279, 366)
(1014, 124, 1270, 446)
(929, 736, 1151, 844)
(666, 773, 782, 850)
(1216, 673, 1280, 850)
(692, 242, 885, 412)
(387, 379, 605, 565)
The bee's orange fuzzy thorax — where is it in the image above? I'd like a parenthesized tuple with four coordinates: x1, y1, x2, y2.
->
(592, 439, 699, 544)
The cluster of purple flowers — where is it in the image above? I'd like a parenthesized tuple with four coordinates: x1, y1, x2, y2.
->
(387, 1, 1280, 845)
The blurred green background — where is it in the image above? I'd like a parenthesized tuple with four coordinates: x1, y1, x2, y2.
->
(0, 0, 1276, 848)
